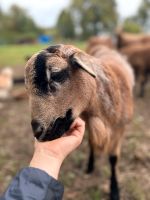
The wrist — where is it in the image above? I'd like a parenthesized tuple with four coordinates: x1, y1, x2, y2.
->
(29, 149, 62, 180)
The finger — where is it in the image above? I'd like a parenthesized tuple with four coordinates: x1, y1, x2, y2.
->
(34, 118, 85, 153)
(68, 118, 85, 136)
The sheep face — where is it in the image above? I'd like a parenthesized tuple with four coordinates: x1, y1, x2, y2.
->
(25, 44, 96, 141)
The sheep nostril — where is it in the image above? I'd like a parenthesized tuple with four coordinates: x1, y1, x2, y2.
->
(31, 120, 44, 138)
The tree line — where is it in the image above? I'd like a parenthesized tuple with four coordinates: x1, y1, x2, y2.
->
(57, 0, 150, 39)
(0, 5, 42, 44)
(0, 0, 150, 43)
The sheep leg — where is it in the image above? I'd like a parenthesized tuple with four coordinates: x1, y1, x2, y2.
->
(86, 141, 95, 174)
(108, 129, 124, 200)
(86, 117, 108, 174)
(109, 155, 120, 200)
(139, 71, 148, 98)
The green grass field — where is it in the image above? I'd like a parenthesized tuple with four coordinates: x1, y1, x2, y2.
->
(0, 41, 86, 68)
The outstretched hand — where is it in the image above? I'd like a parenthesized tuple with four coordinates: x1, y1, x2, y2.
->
(30, 118, 85, 179)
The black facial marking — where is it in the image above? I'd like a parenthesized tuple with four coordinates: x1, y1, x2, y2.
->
(46, 45, 62, 53)
(45, 68, 70, 93)
(34, 52, 48, 95)
(39, 109, 74, 142)
(51, 68, 70, 83)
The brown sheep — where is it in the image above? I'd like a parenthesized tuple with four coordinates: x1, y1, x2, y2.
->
(117, 32, 150, 48)
(120, 44, 150, 97)
(25, 44, 134, 200)
(86, 36, 115, 54)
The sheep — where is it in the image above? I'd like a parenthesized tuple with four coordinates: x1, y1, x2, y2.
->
(86, 36, 115, 54)
(0, 67, 13, 100)
(120, 44, 150, 97)
(0, 67, 27, 101)
(117, 31, 150, 48)
(25, 44, 134, 200)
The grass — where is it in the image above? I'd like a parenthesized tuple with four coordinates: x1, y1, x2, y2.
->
(0, 44, 46, 67)
(87, 186, 102, 200)
(60, 171, 76, 187)
(0, 41, 86, 68)
(124, 178, 146, 200)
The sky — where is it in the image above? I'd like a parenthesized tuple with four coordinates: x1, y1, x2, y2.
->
(0, 0, 142, 28)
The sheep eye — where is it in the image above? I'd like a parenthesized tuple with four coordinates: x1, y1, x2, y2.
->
(51, 68, 69, 83)
(51, 72, 62, 82)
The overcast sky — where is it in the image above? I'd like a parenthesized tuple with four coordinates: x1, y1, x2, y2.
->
(0, 0, 142, 28)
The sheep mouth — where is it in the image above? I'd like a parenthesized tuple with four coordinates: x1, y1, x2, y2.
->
(38, 109, 74, 142)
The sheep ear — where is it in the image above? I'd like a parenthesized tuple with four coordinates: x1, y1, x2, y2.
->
(71, 52, 96, 78)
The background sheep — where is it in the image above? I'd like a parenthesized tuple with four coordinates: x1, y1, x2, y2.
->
(0, 67, 13, 100)
(25, 44, 134, 200)
(86, 36, 115, 55)
(120, 44, 150, 97)
(117, 31, 150, 48)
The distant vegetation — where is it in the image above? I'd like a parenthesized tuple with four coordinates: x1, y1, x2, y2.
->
(0, 0, 150, 44)
(57, 0, 150, 38)
(57, 0, 118, 39)
(121, 0, 150, 33)
(0, 5, 43, 44)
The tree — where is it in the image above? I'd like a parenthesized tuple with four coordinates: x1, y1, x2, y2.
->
(0, 4, 43, 43)
(56, 0, 118, 39)
(9, 5, 40, 33)
(135, 0, 150, 31)
(0, 7, 4, 31)
(70, 0, 118, 38)
(122, 18, 142, 33)
(57, 10, 75, 39)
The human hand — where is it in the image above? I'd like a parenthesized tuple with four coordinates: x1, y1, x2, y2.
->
(30, 118, 85, 179)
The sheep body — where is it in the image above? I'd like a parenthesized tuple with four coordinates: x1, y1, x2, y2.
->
(86, 36, 115, 54)
(120, 44, 150, 97)
(83, 45, 134, 151)
(117, 32, 150, 48)
(83, 43, 134, 199)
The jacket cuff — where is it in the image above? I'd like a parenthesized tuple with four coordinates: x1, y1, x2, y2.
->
(27, 167, 64, 199)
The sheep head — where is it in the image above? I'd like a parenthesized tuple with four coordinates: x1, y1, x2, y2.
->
(25, 44, 96, 141)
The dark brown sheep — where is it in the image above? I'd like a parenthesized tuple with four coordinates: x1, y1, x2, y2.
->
(117, 32, 150, 49)
(120, 44, 150, 97)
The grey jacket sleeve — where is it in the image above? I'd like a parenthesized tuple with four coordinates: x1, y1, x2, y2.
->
(0, 167, 64, 200)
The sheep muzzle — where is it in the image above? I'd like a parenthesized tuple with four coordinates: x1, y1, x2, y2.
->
(36, 108, 74, 142)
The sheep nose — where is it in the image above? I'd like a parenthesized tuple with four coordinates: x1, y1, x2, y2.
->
(31, 120, 44, 138)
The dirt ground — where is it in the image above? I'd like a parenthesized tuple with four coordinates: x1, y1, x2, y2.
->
(0, 66, 150, 200)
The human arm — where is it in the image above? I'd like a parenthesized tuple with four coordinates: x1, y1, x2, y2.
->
(0, 118, 85, 200)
